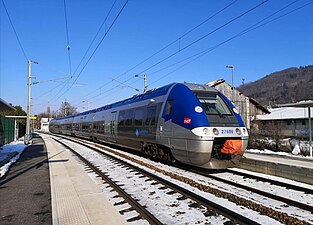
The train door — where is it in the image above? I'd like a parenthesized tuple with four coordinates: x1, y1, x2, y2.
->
(110, 111, 117, 136)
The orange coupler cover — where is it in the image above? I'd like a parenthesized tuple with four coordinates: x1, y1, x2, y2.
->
(221, 140, 242, 155)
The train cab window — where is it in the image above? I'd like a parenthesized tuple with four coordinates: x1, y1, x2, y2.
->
(146, 106, 157, 126)
(134, 108, 144, 126)
(125, 110, 134, 126)
(166, 100, 173, 115)
(195, 92, 232, 116)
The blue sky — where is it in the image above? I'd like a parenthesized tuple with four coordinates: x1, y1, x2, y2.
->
(1, 0, 312, 115)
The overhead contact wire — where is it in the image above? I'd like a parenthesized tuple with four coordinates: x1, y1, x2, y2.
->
(63, 0, 72, 76)
(92, 0, 268, 97)
(137, 0, 269, 75)
(74, 0, 239, 103)
(1, 0, 28, 61)
(116, 0, 239, 79)
(56, 0, 129, 102)
(73, 0, 118, 75)
(148, 0, 310, 86)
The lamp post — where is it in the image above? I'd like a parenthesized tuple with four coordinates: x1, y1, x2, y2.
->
(226, 65, 234, 101)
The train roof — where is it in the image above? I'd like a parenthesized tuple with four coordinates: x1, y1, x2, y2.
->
(183, 82, 218, 92)
(95, 83, 174, 112)
(51, 82, 218, 121)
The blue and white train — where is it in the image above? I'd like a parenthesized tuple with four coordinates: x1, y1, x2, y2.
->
(49, 82, 248, 169)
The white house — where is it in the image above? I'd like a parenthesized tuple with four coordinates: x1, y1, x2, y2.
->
(40, 118, 52, 132)
(256, 106, 313, 137)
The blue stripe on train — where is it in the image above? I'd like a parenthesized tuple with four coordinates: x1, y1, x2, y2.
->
(162, 83, 209, 130)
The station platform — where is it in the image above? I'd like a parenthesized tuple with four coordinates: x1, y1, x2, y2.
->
(0, 134, 52, 225)
(239, 152, 313, 185)
(41, 133, 127, 225)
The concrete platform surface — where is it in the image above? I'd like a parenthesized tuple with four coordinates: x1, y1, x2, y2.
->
(0, 134, 52, 225)
(42, 133, 127, 225)
(243, 152, 313, 169)
(239, 152, 313, 185)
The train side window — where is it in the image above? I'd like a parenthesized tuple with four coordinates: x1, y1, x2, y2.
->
(134, 108, 144, 126)
(146, 106, 156, 126)
(166, 100, 173, 115)
(101, 122, 105, 133)
(118, 111, 125, 126)
(125, 110, 134, 126)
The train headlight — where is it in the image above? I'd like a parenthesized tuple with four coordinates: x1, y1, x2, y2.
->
(213, 128, 219, 135)
(203, 128, 209, 135)
(242, 128, 247, 135)
(236, 128, 241, 135)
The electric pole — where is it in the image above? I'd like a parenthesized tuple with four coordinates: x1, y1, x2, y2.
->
(25, 60, 31, 144)
(25, 60, 38, 144)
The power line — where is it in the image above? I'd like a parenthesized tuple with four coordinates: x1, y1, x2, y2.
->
(55, 0, 119, 105)
(74, 0, 311, 109)
(73, 0, 118, 75)
(1, 0, 28, 61)
(63, 0, 72, 75)
(114, 0, 239, 80)
(147, 0, 312, 87)
(55, 0, 129, 102)
(92, 0, 269, 97)
(137, 0, 269, 75)
(70, 0, 313, 108)
(73, 0, 129, 83)
(72, 0, 239, 103)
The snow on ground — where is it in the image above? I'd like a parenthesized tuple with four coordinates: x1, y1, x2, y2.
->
(62, 139, 300, 225)
(0, 140, 27, 178)
(246, 148, 313, 160)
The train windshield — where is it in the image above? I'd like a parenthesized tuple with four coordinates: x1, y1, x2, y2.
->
(194, 92, 232, 116)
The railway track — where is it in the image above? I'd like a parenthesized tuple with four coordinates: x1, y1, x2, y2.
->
(53, 137, 162, 225)
(226, 168, 313, 195)
(187, 167, 313, 214)
(51, 135, 260, 225)
(49, 134, 313, 225)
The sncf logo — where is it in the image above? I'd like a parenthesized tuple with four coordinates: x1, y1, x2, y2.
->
(184, 118, 191, 124)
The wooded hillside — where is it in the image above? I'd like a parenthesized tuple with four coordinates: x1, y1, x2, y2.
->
(238, 65, 313, 106)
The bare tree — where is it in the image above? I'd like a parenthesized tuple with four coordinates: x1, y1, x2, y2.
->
(59, 101, 78, 117)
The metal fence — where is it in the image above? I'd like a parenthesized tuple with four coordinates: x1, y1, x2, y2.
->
(0, 116, 15, 146)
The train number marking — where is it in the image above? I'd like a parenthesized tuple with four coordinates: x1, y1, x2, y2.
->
(221, 129, 234, 134)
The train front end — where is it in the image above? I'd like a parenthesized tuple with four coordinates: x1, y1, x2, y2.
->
(160, 83, 248, 169)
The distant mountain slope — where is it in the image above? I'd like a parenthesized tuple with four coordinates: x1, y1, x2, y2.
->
(238, 65, 313, 106)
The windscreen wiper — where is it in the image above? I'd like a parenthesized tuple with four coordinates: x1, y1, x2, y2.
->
(215, 108, 226, 118)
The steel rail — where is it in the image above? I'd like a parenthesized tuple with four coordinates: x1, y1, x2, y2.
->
(191, 169, 313, 214)
(55, 135, 260, 225)
(52, 137, 163, 225)
(226, 168, 313, 195)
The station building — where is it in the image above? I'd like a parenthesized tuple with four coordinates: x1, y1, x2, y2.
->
(205, 79, 269, 129)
